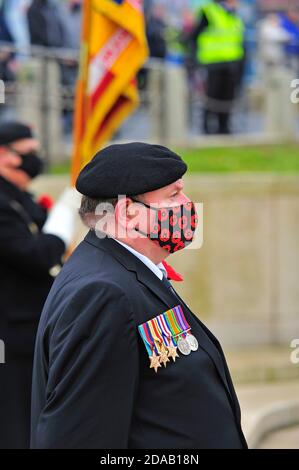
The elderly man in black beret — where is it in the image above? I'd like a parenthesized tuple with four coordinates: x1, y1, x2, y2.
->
(0, 121, 80, 449)
(31, 142, 247, 449)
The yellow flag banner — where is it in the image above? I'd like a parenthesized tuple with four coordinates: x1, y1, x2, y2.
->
(71, 0, 149, 184)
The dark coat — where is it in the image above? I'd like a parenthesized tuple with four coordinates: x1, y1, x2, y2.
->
(0, 176, 65, 449)
(31, 230, 248, 449)
(27, 0, 65, 48)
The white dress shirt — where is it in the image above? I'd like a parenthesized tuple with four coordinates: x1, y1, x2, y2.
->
(114, 239, 167, 280)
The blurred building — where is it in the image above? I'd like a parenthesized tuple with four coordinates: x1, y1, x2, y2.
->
(258, 0, 299, 12)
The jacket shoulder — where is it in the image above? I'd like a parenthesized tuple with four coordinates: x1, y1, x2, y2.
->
(41, 272, 133, 334)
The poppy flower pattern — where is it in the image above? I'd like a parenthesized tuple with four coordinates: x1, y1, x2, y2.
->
(151, 201, 198, 253)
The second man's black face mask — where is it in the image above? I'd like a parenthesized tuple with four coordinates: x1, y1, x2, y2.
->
(8, 146, 44, 179)
(18, 151, 44, 179)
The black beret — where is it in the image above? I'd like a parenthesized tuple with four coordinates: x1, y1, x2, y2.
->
(0, 121, 33, 146)
(76, 142, 188, 198)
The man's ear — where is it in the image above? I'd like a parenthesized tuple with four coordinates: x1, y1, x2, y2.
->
(114, 197, 130, 227)
(115, 197, 146, 231)
(127, 198, 149, 234)
(126, 198, 140, 219)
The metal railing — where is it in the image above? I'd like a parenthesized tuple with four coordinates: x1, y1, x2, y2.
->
(0, 41, 298, 167)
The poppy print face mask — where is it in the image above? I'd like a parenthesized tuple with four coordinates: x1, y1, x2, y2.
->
(131, 198, 198, 253)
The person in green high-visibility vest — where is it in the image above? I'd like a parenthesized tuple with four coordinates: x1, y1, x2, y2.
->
(187, 0, 245, 134)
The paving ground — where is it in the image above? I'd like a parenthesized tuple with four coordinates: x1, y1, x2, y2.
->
(257, 425, 299, 449)
(236, 381, 299, 448)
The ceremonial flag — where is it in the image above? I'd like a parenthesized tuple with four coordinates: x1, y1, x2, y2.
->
(71, 0, 149, 184)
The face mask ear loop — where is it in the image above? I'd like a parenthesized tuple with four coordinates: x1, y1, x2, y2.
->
(129, 197, 157, 237)
(130, 197, 153, 211)
(130, 197, 177, 213)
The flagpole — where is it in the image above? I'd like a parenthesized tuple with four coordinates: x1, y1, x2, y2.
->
(71, 0, 91, 186)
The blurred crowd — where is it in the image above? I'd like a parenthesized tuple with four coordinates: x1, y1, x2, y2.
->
(0, 0, 81, 133)
(1, 1, 299, 78)
(0, 0, 81, 80)
(0, 0, 299, 135)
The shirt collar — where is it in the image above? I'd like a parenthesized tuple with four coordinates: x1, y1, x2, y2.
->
(114, 239, 165, 281)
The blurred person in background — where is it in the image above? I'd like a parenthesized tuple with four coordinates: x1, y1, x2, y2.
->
(0, 0, 31, 120)
(139, 4, 167, 94)
(258, 13, 290, 69)
(28, 0, 81, 134)
(27, 0, 65, 49)
(279, 7, 299, 72)
(146, 4, 167, 60)
(62, 0, 82, 51)
(186, 0, 245, 135)
(0, 0, 15, 83)
(59, 0, 82, 134)
(0, 121, 79, 449)
(3, 0, 30, 60)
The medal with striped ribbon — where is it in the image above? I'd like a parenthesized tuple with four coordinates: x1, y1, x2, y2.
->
(138, 304, 198, 371)
(165, 308, 191, 356)
(156, 312, 179, 362)
(138, 322, 161, 373)
(148, 318, 170, 367)
(173, 305, 199, 352)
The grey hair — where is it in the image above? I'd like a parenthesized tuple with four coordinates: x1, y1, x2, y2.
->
(78, 194, 143, 230)
(79, 196, 118, 229)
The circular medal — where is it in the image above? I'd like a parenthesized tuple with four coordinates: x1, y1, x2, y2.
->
(186, 334, 198, 352)
(177, 336, 191, 355)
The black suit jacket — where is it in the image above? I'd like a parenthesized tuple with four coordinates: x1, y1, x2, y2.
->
(0, 176, 65, 359)
(31, 230, 248, 449)
(0, 176, 65, 449)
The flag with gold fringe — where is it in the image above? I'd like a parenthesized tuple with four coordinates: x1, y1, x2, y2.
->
(71, 0, 149, 184)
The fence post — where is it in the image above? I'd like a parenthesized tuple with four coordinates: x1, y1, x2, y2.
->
(148, 63, 165, 141)
(162, 63, 188, 144)
(264, 65, 297, 139)
(16, 55, 62, 168)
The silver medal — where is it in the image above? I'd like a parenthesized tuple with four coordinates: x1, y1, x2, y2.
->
(177, 336, 191, 355)
(186, 334, 198, 352)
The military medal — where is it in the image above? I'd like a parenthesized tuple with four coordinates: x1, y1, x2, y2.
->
(154, 317, 172, 366)
(147, 319, 166, 367)
(173, 305, 199, 352)
(166, 308, 191, 356)
(167, 343, 179, 362)
(156, 314, 179, 362)
(186, 334, 199, 352)
(177, 336, 191, 355)
(138, 323, 161, 373)
(170, 307, 191, 355)
(158, 344, 170, 367)
(149, 350, 161, 373)
(151, 318, 170, 367)
(138, 304, 198, 372)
